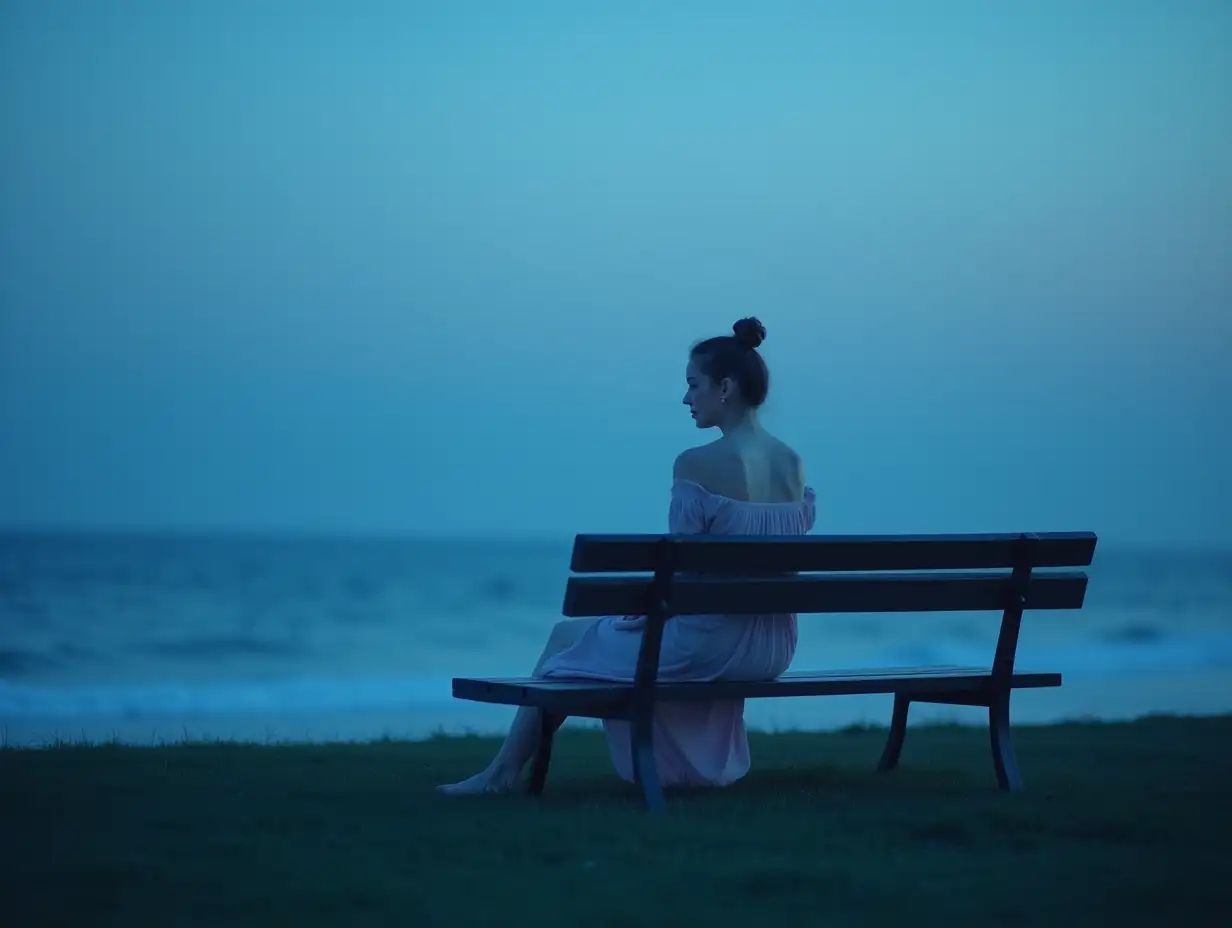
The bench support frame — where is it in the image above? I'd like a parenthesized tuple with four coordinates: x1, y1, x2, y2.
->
(876, 534, 1035, 791)
(628, 537, 676, 810)
(522, 531, 1057, 808)
(528, 538, 677, 809)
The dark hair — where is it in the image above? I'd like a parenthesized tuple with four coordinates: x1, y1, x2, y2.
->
(690, 317, 771, 408)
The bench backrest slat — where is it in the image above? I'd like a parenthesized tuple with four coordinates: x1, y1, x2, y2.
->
(561, 531, 1098, 618)
(570, 531, 1097, 574)
(562, 570, 1089, 617)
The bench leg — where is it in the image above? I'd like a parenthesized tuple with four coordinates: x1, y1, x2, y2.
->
(877, 693, 911, 772)
(989, 694, 1023, 791)
(528, 711, 566, 797)
(631, 711, 667, 812)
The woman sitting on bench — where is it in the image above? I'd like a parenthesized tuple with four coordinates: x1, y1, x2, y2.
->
(438, 317, 816, 795)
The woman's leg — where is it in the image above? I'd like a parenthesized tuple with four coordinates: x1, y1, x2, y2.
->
(436, 618, 596, 795)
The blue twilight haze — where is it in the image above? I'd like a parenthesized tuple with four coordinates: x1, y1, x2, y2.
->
(2, 1, 1229, 547)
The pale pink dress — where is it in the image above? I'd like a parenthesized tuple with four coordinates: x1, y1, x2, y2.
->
(539, 478, 818, 788)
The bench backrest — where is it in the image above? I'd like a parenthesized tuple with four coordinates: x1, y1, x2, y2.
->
(562, 531, 1097, 618)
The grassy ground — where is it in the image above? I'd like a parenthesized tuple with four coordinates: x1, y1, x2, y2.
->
(3, 714, 1231, 927)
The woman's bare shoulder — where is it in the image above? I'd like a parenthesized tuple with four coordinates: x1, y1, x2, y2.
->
(675, 435, 807, 499)
(672, 441, 756, 499)
(753, 432, 808, 498)
(672, 441, 726, 485)
(769, 435, 807, 488)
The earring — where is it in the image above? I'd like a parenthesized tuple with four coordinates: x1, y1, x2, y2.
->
(721, 396, 728, 405)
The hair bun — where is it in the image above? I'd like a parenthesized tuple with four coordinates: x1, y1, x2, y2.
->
(732, 317, 766, 350)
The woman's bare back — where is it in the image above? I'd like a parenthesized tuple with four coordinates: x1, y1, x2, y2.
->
(674, 429, 806, 504)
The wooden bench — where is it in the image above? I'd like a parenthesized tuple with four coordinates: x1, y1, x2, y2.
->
(452, 530, 1098, 810)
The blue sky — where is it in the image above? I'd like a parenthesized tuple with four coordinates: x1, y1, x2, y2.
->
(2, 1, 1229, 546)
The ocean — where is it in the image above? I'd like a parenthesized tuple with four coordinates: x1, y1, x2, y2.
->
(2, 532, 1231, 748)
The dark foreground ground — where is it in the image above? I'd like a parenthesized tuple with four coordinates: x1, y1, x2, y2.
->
(3, 714, 1231, 927)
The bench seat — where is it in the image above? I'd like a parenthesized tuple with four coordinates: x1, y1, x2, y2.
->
(453, 665, 1062, 715)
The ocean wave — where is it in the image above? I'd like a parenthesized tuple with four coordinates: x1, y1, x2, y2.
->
(4, 632, 1232, 720)
(0, 676, 457, 718)
(890, 633, 1232, 676)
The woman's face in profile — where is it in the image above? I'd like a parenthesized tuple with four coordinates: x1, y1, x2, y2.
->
(682, 358, 723, 429)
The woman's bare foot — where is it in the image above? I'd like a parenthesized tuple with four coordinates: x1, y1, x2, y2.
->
(436, 764, 521, 796)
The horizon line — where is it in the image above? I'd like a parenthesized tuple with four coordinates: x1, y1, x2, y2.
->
(1, 523, 1228, 557)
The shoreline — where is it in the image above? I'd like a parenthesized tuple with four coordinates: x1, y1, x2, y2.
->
(5, 666, 1230, 749)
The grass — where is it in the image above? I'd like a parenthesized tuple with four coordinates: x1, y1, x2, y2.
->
(3, 715, 1231, 927)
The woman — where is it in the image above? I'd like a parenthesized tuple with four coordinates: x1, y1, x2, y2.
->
(438, 317, 816, 795)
